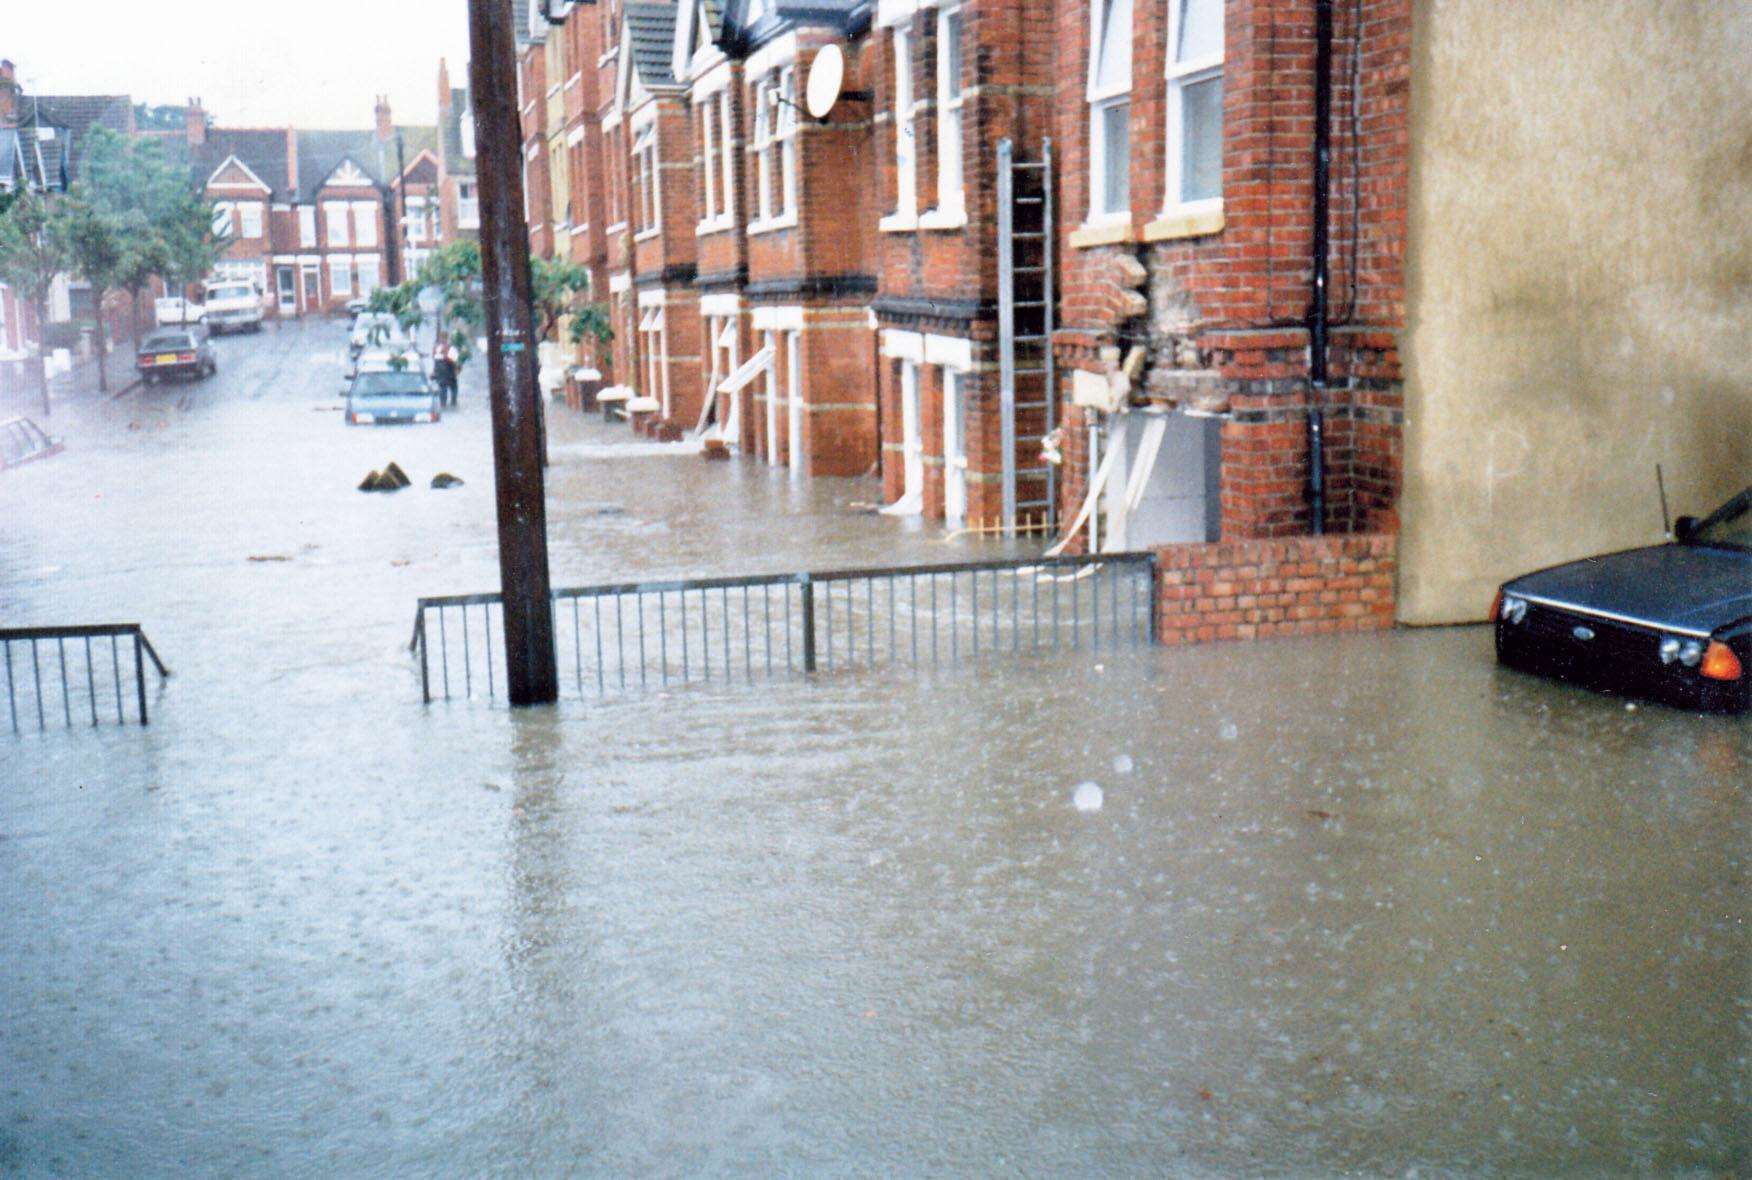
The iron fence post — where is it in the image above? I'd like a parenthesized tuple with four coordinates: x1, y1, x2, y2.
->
(800, 576, 817, 673)
(133, 630, 148, 726)
(417, 611, 431, 704)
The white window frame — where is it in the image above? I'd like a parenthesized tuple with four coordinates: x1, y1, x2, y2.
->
(456, 181, 480, 229)
(324, 201, 351, 247)
(238, 201, 264, 240)
(888, 27, 918, 226)
(1086, 0, 1133, 225)
(748, 66, 799, 232)
(933, 5, 966, 219)
(297, 205, 316, 248)
(351, 201, 379, 249)
(327, 256, 352, 298)
(1163, 0, 1225, 215)
(718, 88, 736, 222)
(211, 201, 235, 238)
(700, 97, 719, 223)
(633, 122, 661, 238)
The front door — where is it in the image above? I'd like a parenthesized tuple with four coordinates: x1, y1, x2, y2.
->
(301, 265, 322, 313)
(276, 267, 296, 314)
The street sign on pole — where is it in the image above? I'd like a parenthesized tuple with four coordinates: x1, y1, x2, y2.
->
(466, 0, 558, 705)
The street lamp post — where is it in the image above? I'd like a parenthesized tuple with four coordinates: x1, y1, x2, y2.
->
(466, 0, 558, 706)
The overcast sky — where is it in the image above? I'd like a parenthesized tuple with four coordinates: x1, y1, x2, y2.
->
(7, 2, 474, 130)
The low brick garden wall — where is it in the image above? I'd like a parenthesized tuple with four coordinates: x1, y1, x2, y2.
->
(1153, 534, 1396, 645)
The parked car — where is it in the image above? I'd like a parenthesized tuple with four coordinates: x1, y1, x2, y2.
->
(345, 345, 426, 389)
(1494, 484, 1751, 712)
(154, 296, 206, 326)
(202, 279, 263, 333)
(344, 295, 371, 316)
(345, 368, 441, 426)
(136, 325, 216, 383)
(0, 416, 63, 471)
(348, 312, 409, 359)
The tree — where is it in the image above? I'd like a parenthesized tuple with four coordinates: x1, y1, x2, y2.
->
(77, 129, 194, 351)
(60, 197, 127, 392)
(530, 257, 591, 342)
(159, 189, 227, 308)
(0, 189, 73, 416)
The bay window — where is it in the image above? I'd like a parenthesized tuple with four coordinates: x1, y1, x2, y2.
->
(328, 256, 352, 298)
(718, 89, 736, 220)
(238, 202, 264, 240)
(1087, 0, 1132, 221)
(1165, 0, 1224, 208)
(351, 201, 379, 249)
(324, 201, 350, 247)
(700, 98, 719, 223)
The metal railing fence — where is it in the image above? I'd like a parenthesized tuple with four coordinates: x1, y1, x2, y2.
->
(410, 552, 1158, 703)
(1, 624, 170, 731)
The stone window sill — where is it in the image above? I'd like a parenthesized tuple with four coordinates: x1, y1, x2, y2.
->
(879, 210, 919, 233)
(1143, 201, 1224, 242)
(634, 227, 661, 243)
(1068, 219, 1136, 249)
(917, 205, 967, 231)
(696, 216, 736, 237)
(748, 212, 799, 236)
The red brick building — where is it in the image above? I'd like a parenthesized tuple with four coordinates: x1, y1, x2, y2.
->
(189, 99, 436, 318)
(512, 0, 1410, 569)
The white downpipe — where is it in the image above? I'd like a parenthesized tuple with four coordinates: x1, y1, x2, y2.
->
(763, 331, 779, 465)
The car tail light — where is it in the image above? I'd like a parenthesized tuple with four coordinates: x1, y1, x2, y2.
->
(177, 352, 195, 362)
(1489, 590, 1502, 622)
(1700, 641, 1743, 682)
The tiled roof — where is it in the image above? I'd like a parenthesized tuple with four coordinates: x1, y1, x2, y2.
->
(626, 3, 681, 88)
(192, 127, 294, 198)
(294, 129, 389, 198)
(29, 94, 133, 179)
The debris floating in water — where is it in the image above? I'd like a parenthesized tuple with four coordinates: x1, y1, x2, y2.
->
(1072, 781, 1105, 813)
(358, 462, 413, 492)
(430, 472, 464, 489)
(1112, 754, 1134, 774)
(1219, 722, 1240, 742)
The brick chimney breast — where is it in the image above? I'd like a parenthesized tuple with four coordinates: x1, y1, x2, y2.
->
(375, 95, 393, 143)
(0, 59, 19, 128)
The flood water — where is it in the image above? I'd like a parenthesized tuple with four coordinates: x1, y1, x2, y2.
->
(2, 321, 1746, 1176)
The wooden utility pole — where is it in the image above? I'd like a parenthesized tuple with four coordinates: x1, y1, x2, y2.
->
(467, 0, 558, 705)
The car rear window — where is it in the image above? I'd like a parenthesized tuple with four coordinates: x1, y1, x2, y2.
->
(144, 334, 194, 351)
(353, 371, 430, 397)
(208, 285, 253, 301)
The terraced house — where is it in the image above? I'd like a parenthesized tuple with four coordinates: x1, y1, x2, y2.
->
(189, 98, 437, 318)
(510, 0, 1413, 583)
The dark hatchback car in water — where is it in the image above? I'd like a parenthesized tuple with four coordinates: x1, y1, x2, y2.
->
(135, 325, 215, 383)
(1494, 485, 1751, 712)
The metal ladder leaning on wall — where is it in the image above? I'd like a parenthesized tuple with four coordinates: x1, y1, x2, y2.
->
(996, 137, 1058, 537)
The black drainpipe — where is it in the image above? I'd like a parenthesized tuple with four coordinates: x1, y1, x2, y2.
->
(1307, 0, 1333, 535)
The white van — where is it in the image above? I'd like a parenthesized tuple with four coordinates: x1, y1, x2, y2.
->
(201, 279, 264, 334)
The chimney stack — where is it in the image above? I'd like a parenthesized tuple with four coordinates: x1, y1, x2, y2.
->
(0, 60, 20, 128)
(186, 97, 207, 147)
(374, 95, 393, 144)
(438, 59, 451, 111)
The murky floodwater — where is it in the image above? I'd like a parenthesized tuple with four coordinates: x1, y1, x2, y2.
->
(2, 323, 1746, 1176)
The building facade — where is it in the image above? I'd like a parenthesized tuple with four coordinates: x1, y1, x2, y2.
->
(508, 0, 1414, 624)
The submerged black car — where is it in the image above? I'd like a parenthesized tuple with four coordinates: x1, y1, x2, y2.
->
(1494, 485, 1751, 712)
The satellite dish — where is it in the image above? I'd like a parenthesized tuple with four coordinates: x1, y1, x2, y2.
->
(805, 44, 845, 120)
